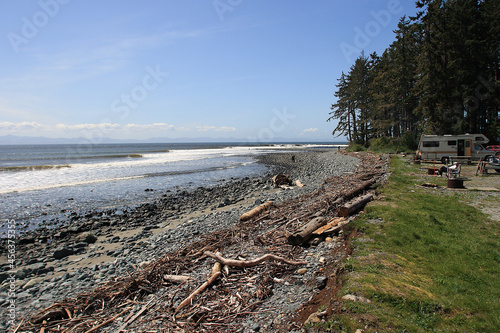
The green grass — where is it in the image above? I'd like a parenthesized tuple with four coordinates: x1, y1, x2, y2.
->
(325, 156, 500, 332)
(346, 143, 367, 152)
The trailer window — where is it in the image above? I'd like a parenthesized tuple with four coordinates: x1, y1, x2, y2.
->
(466, 141, 471, 147)
(447, 140, 457, 146)
(423, 141, 440, 147)
(475, 136, 485, 141)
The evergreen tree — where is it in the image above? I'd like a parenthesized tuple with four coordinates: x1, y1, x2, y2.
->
(370, 17, 420, 138)
(413, 0, 453, 134)
(328, 53, 374, 145)
(328, 72, 354, 141)
(329, 0, 500, 144)
(413, 0, 499, 136)
(349, 52, 374, 145)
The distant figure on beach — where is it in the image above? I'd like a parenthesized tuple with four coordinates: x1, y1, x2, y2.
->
(291, 155, 296, 162)
(448, 162, 460, 177)
(438, 163, 459, 177)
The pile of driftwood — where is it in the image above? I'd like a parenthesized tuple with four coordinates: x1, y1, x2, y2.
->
(15, 152, 387, 333)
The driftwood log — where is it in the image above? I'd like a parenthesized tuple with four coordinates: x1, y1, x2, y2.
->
(326, 179, 375, 211)
(312, 217, 344, 235)
(344, 179, 376, 200)
(338, 193, 374, 217)
(315, 218, 351, 237)
(204, 251, 307, 267)
(271, 174, 292, 188)
(175, 260, 222, 312)
(239, 201, 274, 222)
(295, 180, 305, 187)
(31, 304, 72, 324)
(287, 216, 327, 245)
(163, 275, 193, 284)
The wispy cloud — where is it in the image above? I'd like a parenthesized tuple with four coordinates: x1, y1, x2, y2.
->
(3, 27, 207, 91)
(46, 28, 205, 70)
(0, 121, 46, 131)
(302, 128, 319, 133)
(196, 125, 236, 132)
(0, 121, 237, 137)
(55, 122, 178, 133)
(56, 123, 122, 131)
(124, 123, 175, 131)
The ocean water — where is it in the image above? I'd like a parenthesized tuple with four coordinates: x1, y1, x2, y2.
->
(0, 142, 340, 235)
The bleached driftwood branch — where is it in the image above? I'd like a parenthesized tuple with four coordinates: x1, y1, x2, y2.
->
(239, 201, 274, 222)
(163, 275, 193, 284)
(204, 251, 306, 268)
(175, 254, 222, 312)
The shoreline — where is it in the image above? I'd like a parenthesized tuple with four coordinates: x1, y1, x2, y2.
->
(0, 147, 342, 237)
(0, 144, 345, 236)
(0, 148, 363, 330)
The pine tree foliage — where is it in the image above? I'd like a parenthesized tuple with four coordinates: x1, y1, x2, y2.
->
(329, 0, 500, 145)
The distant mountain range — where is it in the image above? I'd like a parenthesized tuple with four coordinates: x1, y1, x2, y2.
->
(0, 135, 342, 145)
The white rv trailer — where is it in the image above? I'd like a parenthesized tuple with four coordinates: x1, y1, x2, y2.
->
(417, 134, 493, 164)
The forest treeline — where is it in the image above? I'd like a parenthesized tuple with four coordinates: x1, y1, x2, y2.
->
(328, 0, 499, 149)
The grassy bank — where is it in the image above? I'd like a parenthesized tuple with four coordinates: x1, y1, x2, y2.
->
(325, 156, 500, 332)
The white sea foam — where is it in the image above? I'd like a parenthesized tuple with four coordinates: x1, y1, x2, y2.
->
(0, 144, 342, 194)
(0, 147, 268, 194)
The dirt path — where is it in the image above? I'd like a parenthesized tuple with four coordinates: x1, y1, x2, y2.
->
(414, 161, 500, 222)
(458, 163, 500, 222)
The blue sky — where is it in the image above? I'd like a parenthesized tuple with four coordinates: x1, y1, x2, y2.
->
(0, 0, 418, 142)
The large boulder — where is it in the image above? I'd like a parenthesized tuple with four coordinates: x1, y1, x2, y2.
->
(18, 236, 35, 244)
(53, 247, 74, 259)
(22, 278, 40, 290)
(30, 262, 46, 275)
(0, 272, 10, 283)
(76, 232, 97, 244)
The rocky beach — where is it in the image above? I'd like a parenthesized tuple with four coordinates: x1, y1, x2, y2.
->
(0, 149, 388, 332)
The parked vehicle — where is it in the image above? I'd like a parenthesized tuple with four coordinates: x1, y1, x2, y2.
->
(416, 134, 494, 164)
(485, 155, 500, 173)
(486, 145, 500, 152)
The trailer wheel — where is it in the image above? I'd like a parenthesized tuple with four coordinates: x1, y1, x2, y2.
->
(441, 156, 450, 164)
